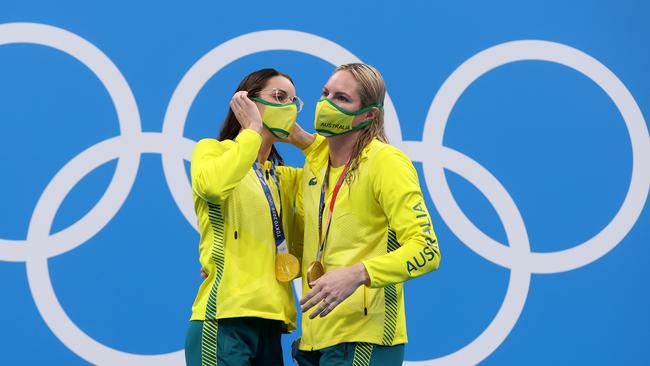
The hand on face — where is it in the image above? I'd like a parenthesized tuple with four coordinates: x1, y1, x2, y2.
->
(230, 91, 263, 134)
(300, 263, 370, 319)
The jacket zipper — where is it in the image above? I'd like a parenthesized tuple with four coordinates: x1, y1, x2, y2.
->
(363, 287, 368, 315)
(232, 190, 240, 240)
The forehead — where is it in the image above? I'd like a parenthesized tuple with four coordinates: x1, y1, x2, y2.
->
(324, 70, 358, 96)
(264, 75, 295, 93)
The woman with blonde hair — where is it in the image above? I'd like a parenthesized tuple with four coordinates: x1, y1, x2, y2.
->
(290, 63, 442, 365)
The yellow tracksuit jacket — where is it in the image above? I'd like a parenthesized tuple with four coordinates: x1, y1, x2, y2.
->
(189, 129, 303, 331)
(298, 135, 441, 350)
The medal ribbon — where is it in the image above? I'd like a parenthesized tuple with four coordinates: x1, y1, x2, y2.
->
(316, 159, 351, 261)
(253, 161, 287, 253)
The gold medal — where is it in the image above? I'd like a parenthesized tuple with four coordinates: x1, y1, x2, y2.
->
(307, 160, 349, 288)
(275, 252, 300, 282)
(306, 261, 325, 288)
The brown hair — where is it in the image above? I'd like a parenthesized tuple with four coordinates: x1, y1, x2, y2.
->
(218, 68, 294, 165)
(334, 63, 387, 182)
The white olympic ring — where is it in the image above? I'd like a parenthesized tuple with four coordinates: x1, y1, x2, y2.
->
(0, 22, 648, 366)
(403, 40, 650, 365)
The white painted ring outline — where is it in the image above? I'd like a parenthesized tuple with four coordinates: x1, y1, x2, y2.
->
(419, 40, 650, 275)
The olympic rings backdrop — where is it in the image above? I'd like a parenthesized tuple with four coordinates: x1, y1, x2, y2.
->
(1, 1, 649, 365)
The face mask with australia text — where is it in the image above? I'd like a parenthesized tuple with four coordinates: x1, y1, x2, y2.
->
(313, 98, 383, 137)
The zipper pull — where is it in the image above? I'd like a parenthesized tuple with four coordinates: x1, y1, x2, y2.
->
(363, 287, 368, 316)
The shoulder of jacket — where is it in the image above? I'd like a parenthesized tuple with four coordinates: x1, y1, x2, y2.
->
(366, 139, 408, 163)
(194, 138, 234, 154)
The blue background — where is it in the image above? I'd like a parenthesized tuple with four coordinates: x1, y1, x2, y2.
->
(1, 1, 649, 365)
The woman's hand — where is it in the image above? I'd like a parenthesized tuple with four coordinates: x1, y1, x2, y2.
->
(284, 122, 315, 150)
(200, 268, 208, 279)
(230, 91, 263, 134)
(300, 263, 370, 319)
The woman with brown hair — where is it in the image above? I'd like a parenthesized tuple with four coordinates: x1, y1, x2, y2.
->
(185, 68, 313, 366)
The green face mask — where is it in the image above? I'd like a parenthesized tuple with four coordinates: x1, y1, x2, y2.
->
(252, 97, 298, 138)
(313, 98, 383, 137)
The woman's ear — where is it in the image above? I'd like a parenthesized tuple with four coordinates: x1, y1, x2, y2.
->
(364, 107, 379, 121)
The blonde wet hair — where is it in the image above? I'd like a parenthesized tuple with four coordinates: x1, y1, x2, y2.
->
(333, 63, 387, 182)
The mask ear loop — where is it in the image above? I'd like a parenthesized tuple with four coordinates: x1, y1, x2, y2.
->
(351, 102, 383, 115)
(350, 102, 383, 132)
